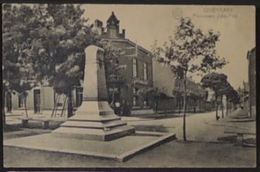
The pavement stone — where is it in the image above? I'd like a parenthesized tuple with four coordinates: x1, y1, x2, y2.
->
(4, 131, 176, 161)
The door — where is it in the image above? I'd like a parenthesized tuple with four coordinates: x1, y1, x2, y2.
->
(34, 89, 41, 113)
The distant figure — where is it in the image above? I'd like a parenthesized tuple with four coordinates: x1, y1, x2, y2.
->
(193, 107, 196, 113)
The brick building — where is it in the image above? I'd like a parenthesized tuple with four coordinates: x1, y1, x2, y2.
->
(93, 12, 154, 114)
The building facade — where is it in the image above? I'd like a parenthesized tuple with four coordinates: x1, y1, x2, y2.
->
(247, 47, 256, 118)
(93, 12, 154, 114)
(152, 58, 209, 113)
(5, 85, 82, 116)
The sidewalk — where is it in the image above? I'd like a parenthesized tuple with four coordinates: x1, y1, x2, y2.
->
(5, 110, 67, 125)
(207, 108, 256, 134)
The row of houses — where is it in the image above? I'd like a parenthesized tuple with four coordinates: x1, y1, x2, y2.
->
(247, 47, 256, 119)
(235, 47, 256, 119)
(4, 12, 211, 116)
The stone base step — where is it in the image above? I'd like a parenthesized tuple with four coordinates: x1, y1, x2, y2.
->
(52, 125, 135, 141)
(61, 119, 127, 129)
(69, 114, 121, 122)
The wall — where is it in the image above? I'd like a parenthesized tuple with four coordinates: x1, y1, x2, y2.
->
(248, 48, 256, 118)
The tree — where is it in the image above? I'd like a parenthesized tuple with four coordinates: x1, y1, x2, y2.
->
(201, 72, 228, 120)
(2, 4, 17, 125)
(217, 80, 232, 118)
(100, 40, 126, 109)
(201, 72, 240, 119)
(224, 83, 239, 115)
(227, 88, 240, 110)
(2, 4, 39, 123)
(2, 4, 129, 120)
(28, 4, 96, 117)
(3, 4, 97, 118)
(152, 17, 227, 141)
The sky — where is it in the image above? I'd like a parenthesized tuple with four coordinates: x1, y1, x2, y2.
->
(82, 5, 255, 89)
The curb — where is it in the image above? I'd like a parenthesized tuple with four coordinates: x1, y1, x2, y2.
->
(117, 133, 176, 162)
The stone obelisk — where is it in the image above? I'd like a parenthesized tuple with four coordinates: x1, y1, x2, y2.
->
(53, 45, 135, 141)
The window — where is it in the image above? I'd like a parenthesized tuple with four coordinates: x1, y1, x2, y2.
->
(133, 97, 136, 106)
(133, 88, 138, 106)
(109, 29, 117, 38)
(133, 58, 137, 78)
(144, 100, 147, 106)
(144, 63, 148, 80)
(133, 87, 136, 95)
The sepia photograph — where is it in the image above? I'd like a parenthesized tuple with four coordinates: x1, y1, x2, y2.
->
(2, 3, 256, 168)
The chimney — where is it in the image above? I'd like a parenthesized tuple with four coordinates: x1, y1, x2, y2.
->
(122, 29, 125, 38)
(93, 19, 103, 35)
(95, 20, 103, 27)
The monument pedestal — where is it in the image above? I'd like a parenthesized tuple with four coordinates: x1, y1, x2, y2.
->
(52, 45, 134, 141)
(53, 101, 134, 141)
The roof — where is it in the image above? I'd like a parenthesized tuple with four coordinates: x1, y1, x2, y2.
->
(101, 38, 152, 55)
(107, 11, 119, 24)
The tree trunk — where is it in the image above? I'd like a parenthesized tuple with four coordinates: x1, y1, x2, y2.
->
(226, 98, 228, 116)
(178, 96, 181, 114)
(24, 96, 28, 118)
(67, 89, 73, 118)
(215, 95, 219, 120)
(221, 95, 224, 118)
(2, 87, 6, 127)
(183, 73, 187, 141)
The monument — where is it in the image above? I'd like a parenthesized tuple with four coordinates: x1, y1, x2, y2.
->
(4, 46, 175, 162)
(53, 45, 135, 141)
